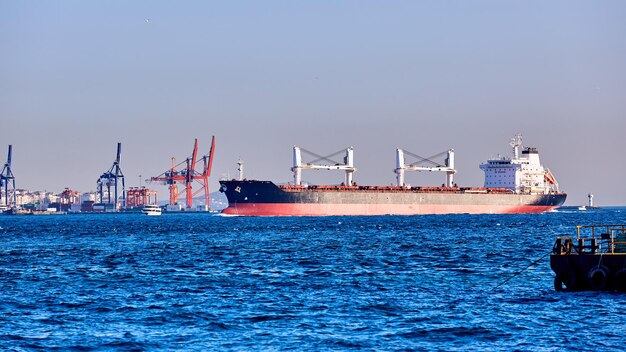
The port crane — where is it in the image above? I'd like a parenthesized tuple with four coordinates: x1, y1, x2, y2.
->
(0, 145, 16, 208)
(97, 143, 125, 209)
(149, 136, 215, 210)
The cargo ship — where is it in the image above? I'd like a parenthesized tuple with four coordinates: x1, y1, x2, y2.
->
(219, 135, 566, 216)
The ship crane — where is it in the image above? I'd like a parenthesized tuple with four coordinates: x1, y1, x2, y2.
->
(0, 145, 17, 208)
(395, 148, 456, 187)
(292, 146, 355, 186)
(148, 136, 215, 209)
(97, 142, 125, 209)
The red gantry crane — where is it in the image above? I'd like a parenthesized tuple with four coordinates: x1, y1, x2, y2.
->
(149, 136, 215, 210)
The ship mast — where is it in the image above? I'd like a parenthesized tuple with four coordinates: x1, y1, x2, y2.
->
(510, 134, 523, 160)
(237, 159, 244, 180)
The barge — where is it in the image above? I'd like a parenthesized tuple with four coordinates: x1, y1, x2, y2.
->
(551, 225, 626, 291)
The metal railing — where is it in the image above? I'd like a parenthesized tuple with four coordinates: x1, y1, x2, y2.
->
(553, 225, 626, 255)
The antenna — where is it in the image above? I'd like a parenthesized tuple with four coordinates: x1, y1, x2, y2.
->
(510, 134, 522, 159)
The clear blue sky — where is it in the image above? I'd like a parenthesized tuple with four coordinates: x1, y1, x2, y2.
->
(1, 1, 625, 205)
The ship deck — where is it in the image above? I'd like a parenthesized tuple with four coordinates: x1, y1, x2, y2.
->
(279, 184, 517, 194)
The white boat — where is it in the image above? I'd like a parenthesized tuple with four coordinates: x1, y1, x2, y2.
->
(578, 205, 587, 211)
(142, 204, 162, 216)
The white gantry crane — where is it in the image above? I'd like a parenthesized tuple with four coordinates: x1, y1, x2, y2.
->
(395, 148, 456, 187)
(292, 146, 355, 186)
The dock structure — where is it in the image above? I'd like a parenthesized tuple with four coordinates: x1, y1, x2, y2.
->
(551, 225, 626, 291)
(126, 187, 158, 207)
(59, 188, 81, 212)
(0, 145, 17, 209)
(96, 143, 125, 211)
(148, 136, 215, 210)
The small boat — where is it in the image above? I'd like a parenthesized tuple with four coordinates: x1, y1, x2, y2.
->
(578, 205, 587, 211)
(551, 225, 626, 291)
(142, 204, 162, 216)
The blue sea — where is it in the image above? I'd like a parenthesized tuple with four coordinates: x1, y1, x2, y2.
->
(1, 208, 626, 351)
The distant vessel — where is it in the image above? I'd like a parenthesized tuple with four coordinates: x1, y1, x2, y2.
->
(142, 204, 162, 216)
(552, 225, 626, 291)
(4, 208, 30, 215)
(578, 205, 587, 211)
(1, 208, 65, 216)
(219, 135, 566, 216)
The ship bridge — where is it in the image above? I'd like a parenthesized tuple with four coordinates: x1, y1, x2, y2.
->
(479, 134, 560, 194)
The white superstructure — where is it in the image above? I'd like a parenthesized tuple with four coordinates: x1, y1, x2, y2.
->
(479, 135, 560, 194)
(142, 204, 162, 216)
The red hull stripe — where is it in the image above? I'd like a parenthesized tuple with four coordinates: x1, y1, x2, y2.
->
(221, 203, 558, 216)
